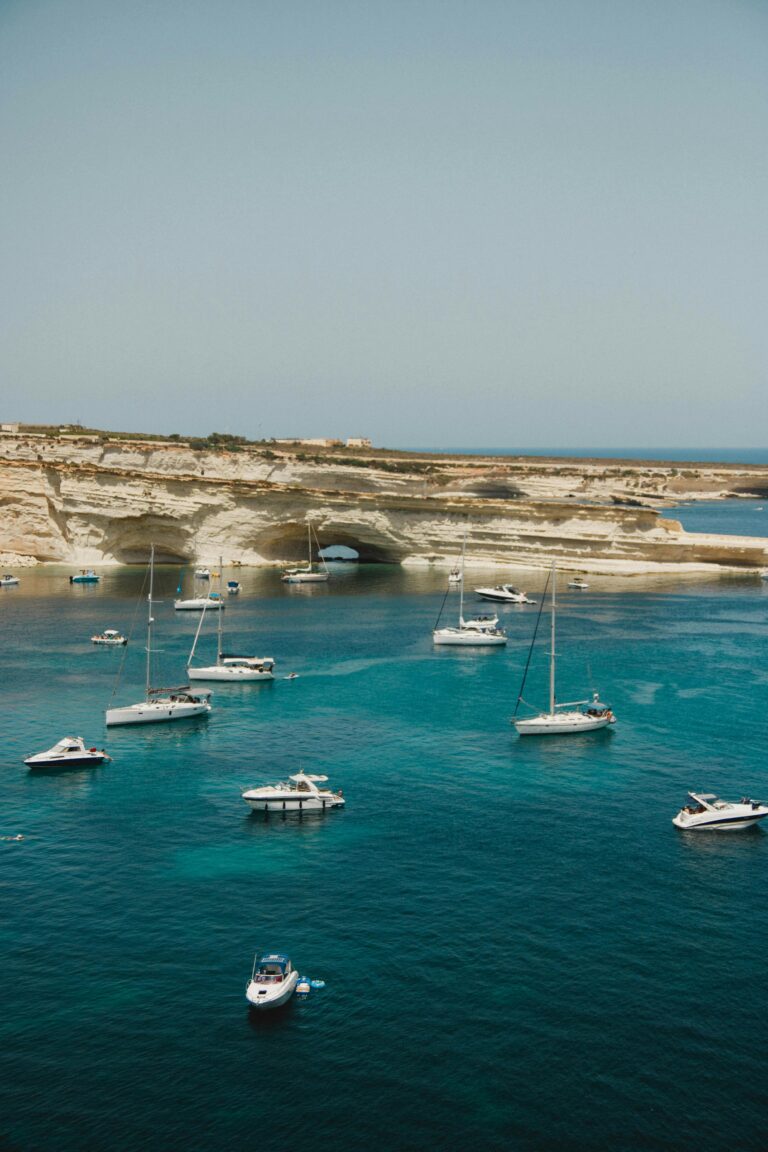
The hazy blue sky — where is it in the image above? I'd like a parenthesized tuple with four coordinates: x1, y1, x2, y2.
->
(1, 0, 766, 447)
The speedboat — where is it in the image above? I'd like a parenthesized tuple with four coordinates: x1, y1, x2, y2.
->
(24, 737, 112, 769)
(672, 792, 768, 831)
(245, 953, 299, 1009)
(0, 574, 20, 586)
(194, 568, 210, 579)
(70, 569, 100, 584)
(91, 629, 127, 646)
(475, 584, 534, 604)
(189, 655, 275, 682)
(227, 580, 241, 595)
(174, 595, 225, 611)
(568, 577, 589, 590)
(242, 771, 345, 812)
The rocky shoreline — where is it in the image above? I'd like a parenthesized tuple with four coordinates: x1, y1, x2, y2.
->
(1, 433, 766, 574)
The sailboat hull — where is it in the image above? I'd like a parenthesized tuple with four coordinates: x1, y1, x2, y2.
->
(514, 712, 613, 735)
(188, 666, 274, 681)
(281, 572, 328, 583)
(105, 700, 211, 726)
(433, 629, 506, 646)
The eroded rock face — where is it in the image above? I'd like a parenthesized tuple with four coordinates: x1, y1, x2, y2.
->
(0, 436, 767, 572)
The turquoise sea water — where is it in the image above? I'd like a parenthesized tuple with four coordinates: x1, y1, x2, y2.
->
(2, 551, 768, 1151)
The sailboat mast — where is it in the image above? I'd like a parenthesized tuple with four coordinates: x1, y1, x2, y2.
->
(217, 555, 224, 662)
(458, 523, 466, 623)
(146, 543, 155, 700)
(307, 521, 312, 572)
(549, 560, 556, 714)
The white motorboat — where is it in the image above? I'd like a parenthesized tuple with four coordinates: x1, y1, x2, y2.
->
(672, 792, 768, 831)
(24, 737, 111, 769)
(174, 595, 225, 611)
(568, 577, 589, 590)
(0, 574, 20, 586)
(434, 526, 507, 646)
(70, 569, 100, 584)
(194, 568, 210, 579)
(475, 583, 534, 604)
(281, 522, 330, 583)
(91, 629, 127, 646)
(245, 953, 299, 1009)
(448, 567, 462, 584)
(227, 580, 241, 595)
(188, 557, 275, 681)
(106, 544, 213, 726)
(512, 562, 616, 736)
(242, 771, 345, 812)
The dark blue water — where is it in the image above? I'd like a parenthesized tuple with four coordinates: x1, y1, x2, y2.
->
(3, 561, 768, 1151)
(409, 447, 768, 465)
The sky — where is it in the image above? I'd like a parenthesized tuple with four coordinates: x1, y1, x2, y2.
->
(1, 0, 766, 448)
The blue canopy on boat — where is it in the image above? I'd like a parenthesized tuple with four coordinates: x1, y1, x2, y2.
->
(258, 953, 290, 969)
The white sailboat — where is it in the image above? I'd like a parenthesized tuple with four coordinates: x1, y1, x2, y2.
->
(188, 558, 275, 681)
(281, 522, 330, 583)
(512, 561, 615, 735)
(106, 545, 213, 726)
(433, 527, 507, 646)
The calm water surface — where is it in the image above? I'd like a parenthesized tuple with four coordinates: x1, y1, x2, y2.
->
(2, 560, 768, 1151)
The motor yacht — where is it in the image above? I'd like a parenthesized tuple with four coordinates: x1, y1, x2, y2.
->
(672, 792, 768, 831)
(568, 577, 589, 590)
(0, 574, 20, 586)
(70, 569, 100, 584)
(245, 953, 299, 1009)
(475, 584, 534, 604)
(24, 737, 112, 769)
(242, 771, 345, 813)
(91, 629, 127, 646)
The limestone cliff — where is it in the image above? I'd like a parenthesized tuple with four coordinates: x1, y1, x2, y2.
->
(1, 434, 766, 573)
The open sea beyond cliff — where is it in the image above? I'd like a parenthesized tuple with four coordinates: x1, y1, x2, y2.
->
(2, 515, 768, 1151)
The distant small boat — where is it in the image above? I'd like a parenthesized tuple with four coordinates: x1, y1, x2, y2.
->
(24, 737, 111, 769)
(194, 568, 210, 580)
(91, 629, 127, 646)
(0, 574, 20, 586)
(568, 577, 589, 590)
(245, 953, 299, 1009)
(281, 522, 330, 584)
(673, 792, 768, 831)
(70, 570, 100, 584)
(475, 583, 534, 604)
(227, 580, 241, 595)
(448, 567, 462, 585)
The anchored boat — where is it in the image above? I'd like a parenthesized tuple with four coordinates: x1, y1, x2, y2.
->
(242, 771, 345, 813)
(245, 953, 299, 1009)
(673, 792, 768, 831)
(24, 737, 111, 769)
(512, 561, 616, 736)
